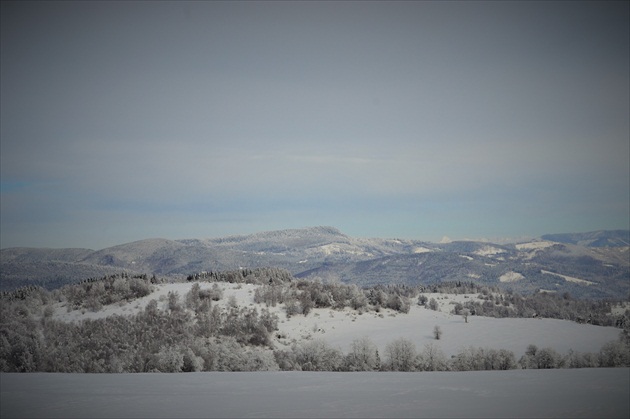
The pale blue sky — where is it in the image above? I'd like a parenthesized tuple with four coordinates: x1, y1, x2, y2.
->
(1, 1, 628, 249)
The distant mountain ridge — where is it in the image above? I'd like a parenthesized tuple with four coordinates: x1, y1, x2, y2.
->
(1, 227, 628, 299)
(541, 230, 630, 247)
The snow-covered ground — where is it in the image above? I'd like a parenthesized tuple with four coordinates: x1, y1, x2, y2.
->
(474, 245, 506, 256)
(515, 240, 556, 260)
(515, 241, 556, 251)
(9, 281, 626, 418)
(52, 281, 622, 358)
(2, 369, 628, 418)
(273, 296, 620, 356)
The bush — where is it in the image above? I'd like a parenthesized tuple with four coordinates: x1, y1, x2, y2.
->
(433, 325, 442, 340)
(387, 295, 411, 313)
(519, 345, 563, 369)
(293, 340, 343, 371)
(427, 298, 439, 311)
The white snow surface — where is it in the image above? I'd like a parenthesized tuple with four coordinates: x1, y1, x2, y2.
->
(412, 246, 433, 253)
(515, 241, 556, 250)
(274, 299, 619, 356)
(473, 246, 505, 256)
(499, 271, 525, 282)
(317, 243, 370, 256)
(2, 369, 628, 418)
(515, 241, 558, 260)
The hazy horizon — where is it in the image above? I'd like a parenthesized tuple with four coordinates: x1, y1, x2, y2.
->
(2, 1, 628, 250)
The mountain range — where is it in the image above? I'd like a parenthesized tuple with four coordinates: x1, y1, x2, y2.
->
(1, 227, 628, 299)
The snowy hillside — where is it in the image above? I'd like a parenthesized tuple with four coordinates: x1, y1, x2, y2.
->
(49, 280, 622, 358)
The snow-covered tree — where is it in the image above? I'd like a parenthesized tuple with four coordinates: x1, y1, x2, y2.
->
(418, 342, 448, 371)
(385, 337, 416, 371)
(293, 339, 343, 371)
(345, 336, 379, 371)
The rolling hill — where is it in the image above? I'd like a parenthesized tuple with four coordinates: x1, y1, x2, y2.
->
(542, 229, 630, 247)
(1, 227, 628, 299)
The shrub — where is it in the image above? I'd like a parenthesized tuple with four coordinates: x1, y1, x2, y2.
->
(427, 298, 439, 311)
(433, 325, 443, 340)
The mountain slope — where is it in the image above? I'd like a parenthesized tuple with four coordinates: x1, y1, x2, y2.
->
(1, 227, 628, 298)
(541, 230, 630, 247)
(0, 247, 94, 264)
(0, 247, 132, 290)
(298, 239, 629, 299)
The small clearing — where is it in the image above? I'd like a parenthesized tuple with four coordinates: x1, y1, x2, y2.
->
(515, 241, 556, 251)
(474, 246, 505, 256)
(499, 271, 525, 282)
(541, 270, 596, 286)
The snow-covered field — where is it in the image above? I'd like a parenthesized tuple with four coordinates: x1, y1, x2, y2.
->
(2, 369, 628, 418)
(52, 281, 622, 358)
(5, 281, 627, 418)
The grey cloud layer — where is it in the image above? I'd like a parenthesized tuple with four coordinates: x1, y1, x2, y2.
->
(1, 1, 628, 248)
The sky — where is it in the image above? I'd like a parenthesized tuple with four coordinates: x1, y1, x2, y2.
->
(1, 1, 628, 250)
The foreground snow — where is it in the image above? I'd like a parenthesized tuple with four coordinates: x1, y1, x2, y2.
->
(2, 369, 628, 418)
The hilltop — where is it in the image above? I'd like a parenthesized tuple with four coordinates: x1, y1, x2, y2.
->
(2, 267, 628, 374)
